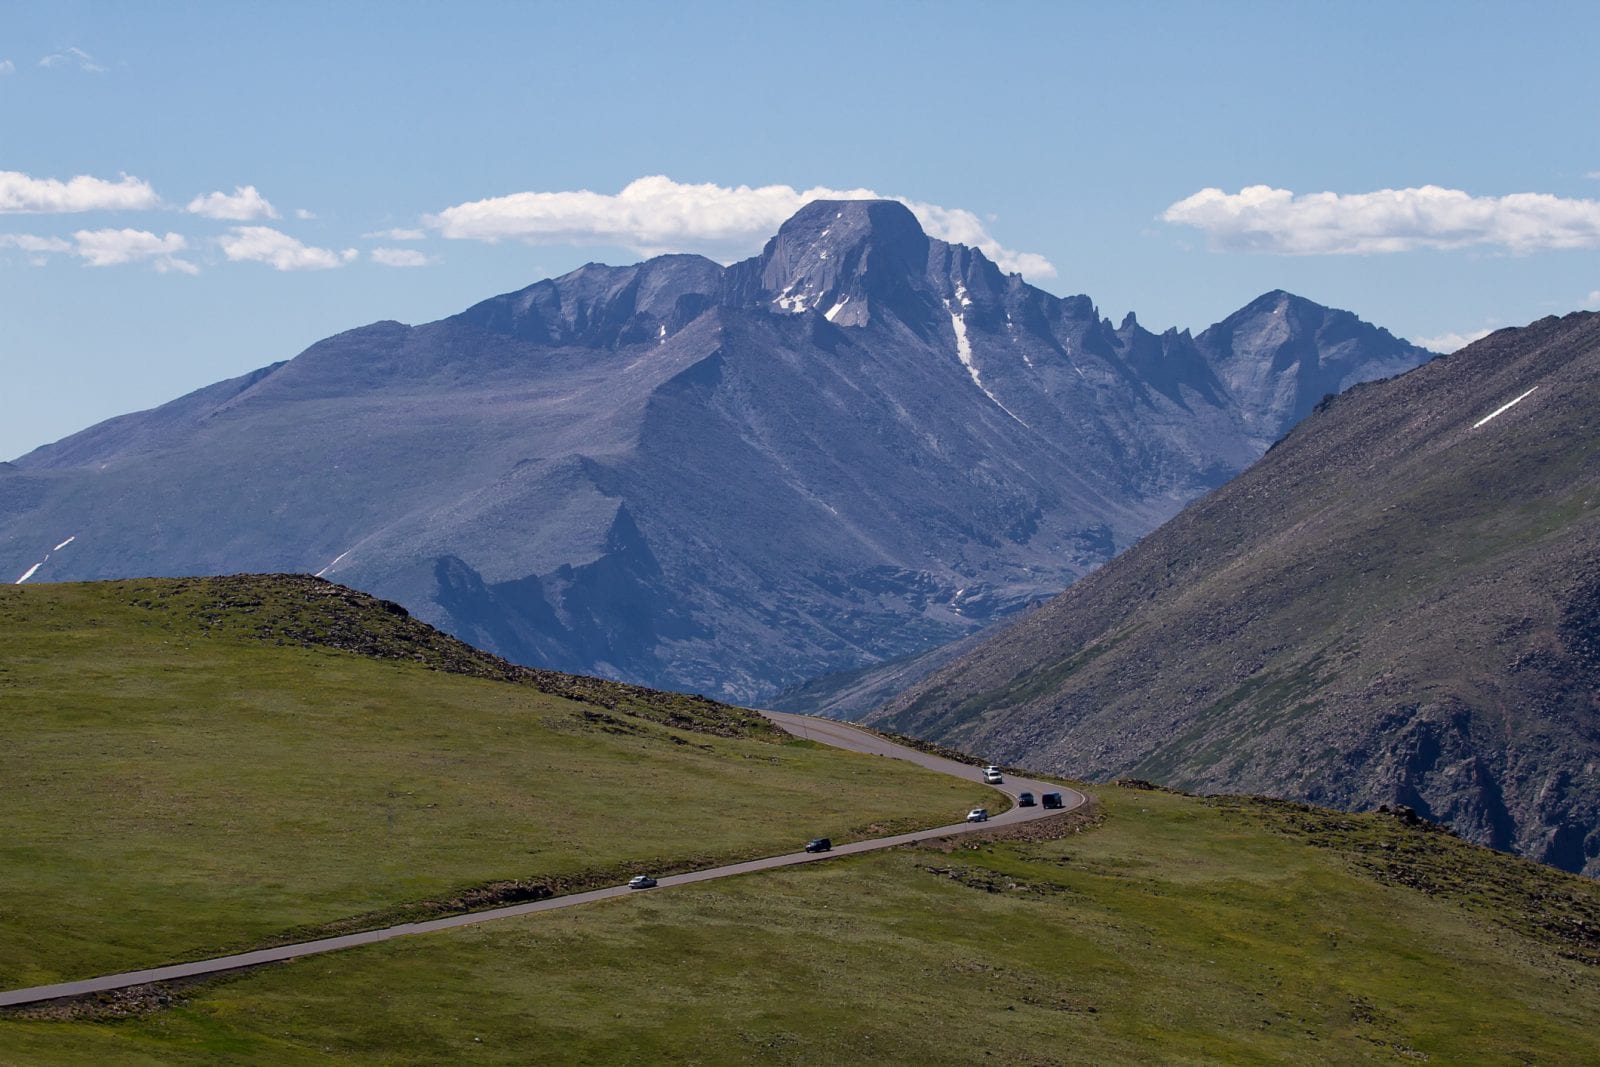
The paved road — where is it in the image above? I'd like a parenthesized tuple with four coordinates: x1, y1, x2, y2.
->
(0, 712, 1085, 1008)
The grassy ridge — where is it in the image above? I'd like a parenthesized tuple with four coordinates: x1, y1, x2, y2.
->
(103, 573, 777, 737)
(5, 785, 1598, 1063)
(0, 578, 980, 989)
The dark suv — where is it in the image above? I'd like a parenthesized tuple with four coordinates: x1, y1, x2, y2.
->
(1041, 792, 1065, 810)
(804, 837, 832, 853)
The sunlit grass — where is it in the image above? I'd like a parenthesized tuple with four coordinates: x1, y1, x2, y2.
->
(0, 580, 979, 988)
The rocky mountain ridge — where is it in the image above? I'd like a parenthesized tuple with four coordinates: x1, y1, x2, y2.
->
(1, 200, 1432, 700)
(872, 312, 1600, 875)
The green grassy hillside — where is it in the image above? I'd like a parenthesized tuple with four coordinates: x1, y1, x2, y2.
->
(0, 577, 980, 990)
(5, 784, 1598, 1064)
(5, 575, 1598, 1064)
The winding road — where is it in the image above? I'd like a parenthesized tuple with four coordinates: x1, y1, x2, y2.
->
(0, 711, 1085, 1008)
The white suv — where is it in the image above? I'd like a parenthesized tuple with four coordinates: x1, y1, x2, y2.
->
(966, 807, 989, 822)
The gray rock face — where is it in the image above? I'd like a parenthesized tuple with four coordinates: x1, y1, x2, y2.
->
(0, 201, 1432, 702)
(1197, 290, 1429, 448)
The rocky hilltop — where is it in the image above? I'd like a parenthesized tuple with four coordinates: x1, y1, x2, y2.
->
(873, 312, 1600, 875)
(0, 201, 1430, 700)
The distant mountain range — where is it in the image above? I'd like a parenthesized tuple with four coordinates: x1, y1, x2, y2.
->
(872, 312, 1600, 876)
(0, 200, 1431, 701)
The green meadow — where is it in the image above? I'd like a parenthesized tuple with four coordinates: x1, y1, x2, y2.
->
(7, 785, 1599, 1064)
(4, 578, 1598, 1063)
(0, 579, 979, 989)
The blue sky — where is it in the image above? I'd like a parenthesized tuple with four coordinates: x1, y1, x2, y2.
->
(3, 0, 1599, 459)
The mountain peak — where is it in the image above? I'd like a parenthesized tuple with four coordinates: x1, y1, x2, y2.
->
(1224, 289, 1320, 322)
(757, 200, 930, 325)
(777, 198, 926, 245)
(4, 199, 1438, 708)
(1197, 290, 1436, 445)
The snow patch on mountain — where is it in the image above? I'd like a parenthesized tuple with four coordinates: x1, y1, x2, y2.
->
(1472, 386, 1538, 429)
(14, 533, 75, 584)
(315, 548, 353, 578)
(775, 284, 813, 314)
(946, 296, 1027, 427)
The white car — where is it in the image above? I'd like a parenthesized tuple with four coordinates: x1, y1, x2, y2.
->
(966, 807, 989, 823)
(983, 769, 1004, 784)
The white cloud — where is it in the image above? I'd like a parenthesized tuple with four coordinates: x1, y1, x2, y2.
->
(0, 233, 72, 254)
(38, 46, 104, 73)
(73, 228, 183, 266)
(1585, 289, 1600, 308)
(895, 197, 1057, 278)
(294, 208, 317, 220)
(186, 185, 278, 221)
(0, 60, 15, 75)
(370, 247, 434, 267)
(1163, 184, 1600, 255)
(2, 228, 196, 273)
(1411, 328, 1491, 353)
(428, 175, 1055, 278)
(72, 228, 196, 273)
(0, 170, 159, 214)
(220, 226, 356, 270)
(364, 227, 426, 241)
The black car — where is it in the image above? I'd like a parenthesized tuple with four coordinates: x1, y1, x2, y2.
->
(1041, 792, 1065, 810)
(1017, 792, 1036, 807)
(804, 837, 832, 853)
